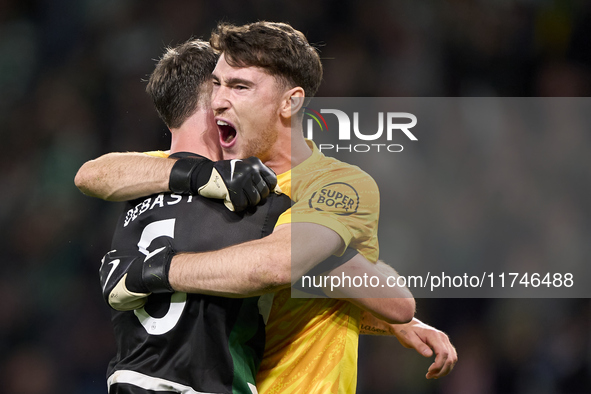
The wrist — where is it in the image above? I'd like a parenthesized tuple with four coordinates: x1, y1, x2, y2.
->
(169, 157, 213, 194)
(126, 247, 175, 293)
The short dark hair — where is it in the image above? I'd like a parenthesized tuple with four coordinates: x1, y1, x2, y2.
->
(146, 39, 219, 129)
(210, 21, 323, 97)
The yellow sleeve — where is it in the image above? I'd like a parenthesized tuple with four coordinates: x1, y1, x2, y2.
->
(144, 150, 170, 158)
(279, 165, 380, 262)
(275, 209, 354, 249)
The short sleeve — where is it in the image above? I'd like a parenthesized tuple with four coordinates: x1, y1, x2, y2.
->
(279, 164, 380, 262)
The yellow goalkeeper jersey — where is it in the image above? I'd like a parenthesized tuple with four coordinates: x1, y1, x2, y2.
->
(256, 140, 380, 394)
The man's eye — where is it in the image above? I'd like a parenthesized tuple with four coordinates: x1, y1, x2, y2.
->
(212, 80, 220, 86)
(235, 85, 247, 90)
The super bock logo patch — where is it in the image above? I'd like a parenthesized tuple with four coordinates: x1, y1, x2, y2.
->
(308, 182, 359, 216)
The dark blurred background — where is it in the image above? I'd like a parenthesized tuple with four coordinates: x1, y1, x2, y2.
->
(1, 0, 590, 393)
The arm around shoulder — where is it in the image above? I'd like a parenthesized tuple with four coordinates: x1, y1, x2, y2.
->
(168, 223, 294, 297)
(167, 221, 344, 297)
(74, 152, 173, 201)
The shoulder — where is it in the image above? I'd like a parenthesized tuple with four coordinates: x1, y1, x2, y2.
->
(301, 156, 379, 197)
(291, 158, 378, 218)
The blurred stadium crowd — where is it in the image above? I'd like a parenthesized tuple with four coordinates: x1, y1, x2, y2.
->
(1, 0, 590, 393)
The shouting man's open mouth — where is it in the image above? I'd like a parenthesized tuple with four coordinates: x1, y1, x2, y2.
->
(217, 119, 237, 148)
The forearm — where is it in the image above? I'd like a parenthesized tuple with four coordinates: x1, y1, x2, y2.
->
(359, 313, 424, 336)
(356, 261, 415, 323)
(323, 259, 415, 324)
(349, 296, 415, 325)
(359, 310, 399, 336)
(168, 223, 343, 297)
(75, 152, 173, 201)
(168, 226, 293, 297)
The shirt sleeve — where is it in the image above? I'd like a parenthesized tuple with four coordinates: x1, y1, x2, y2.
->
(144, 150, 170, 158)
(276, 165, 380, 261)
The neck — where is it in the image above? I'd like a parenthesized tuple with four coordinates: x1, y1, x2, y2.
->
(289, 126, 313, 169)
(169, 107, 221, 160)
(264, 121, 312, 175)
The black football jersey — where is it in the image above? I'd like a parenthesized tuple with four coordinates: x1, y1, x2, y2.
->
(102, 186, 291, 394)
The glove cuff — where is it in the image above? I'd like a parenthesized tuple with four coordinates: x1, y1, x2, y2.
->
(126, 247, 175, 294)
(142, 247, 175, 293)
(169, 157, 213, 194)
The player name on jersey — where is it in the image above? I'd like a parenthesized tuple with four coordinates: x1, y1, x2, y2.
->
(124, 193, 195, 227)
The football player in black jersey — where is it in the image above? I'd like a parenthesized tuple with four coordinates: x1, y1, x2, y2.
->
(98, 39, 291, 394)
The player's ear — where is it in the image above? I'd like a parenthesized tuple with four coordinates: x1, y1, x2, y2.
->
(280, 87, 305, 118)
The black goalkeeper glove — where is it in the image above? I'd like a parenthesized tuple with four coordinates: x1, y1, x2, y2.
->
(124, 245, 175, 295)
(169, 156, 277, 211)
(100, 246, 174, 311)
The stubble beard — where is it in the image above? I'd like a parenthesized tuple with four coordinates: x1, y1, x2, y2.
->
(239, 122, 279, 162)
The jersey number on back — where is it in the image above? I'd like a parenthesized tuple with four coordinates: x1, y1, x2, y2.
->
(134, 219, 187, 335)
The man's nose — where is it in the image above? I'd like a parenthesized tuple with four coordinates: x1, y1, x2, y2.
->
(211, 85, 230, 114)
